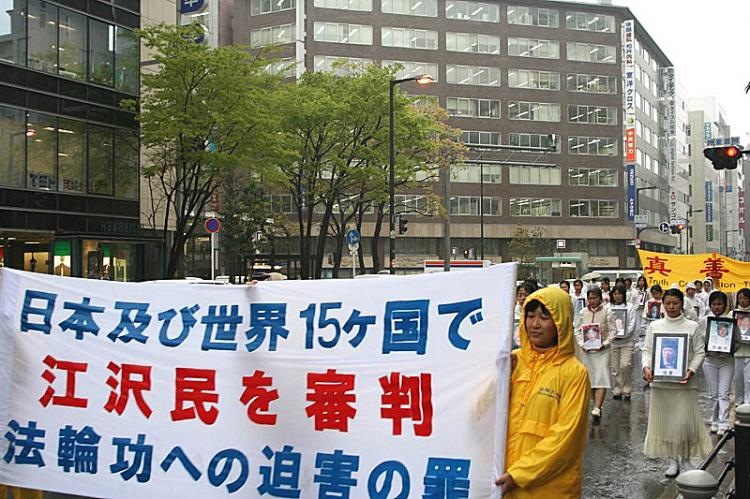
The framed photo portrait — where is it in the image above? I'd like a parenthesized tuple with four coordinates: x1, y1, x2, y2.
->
(638, 291, 648, 308)
(573, 297, 586, 316)
(611, 309, 628, 338)
(705, 317, 735, 354)
(652, 333, 688, 382)
(582, 323, 602, 350)
(646, 300, 662, 320)
(735, 311, 750, 345)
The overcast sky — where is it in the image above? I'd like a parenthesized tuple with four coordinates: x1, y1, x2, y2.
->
(611, 0, 750, 142)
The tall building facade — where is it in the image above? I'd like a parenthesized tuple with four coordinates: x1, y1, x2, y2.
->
(0, 0, 146, 279)
(231, 0, 683, 277)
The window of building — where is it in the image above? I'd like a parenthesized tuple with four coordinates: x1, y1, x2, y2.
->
(445, 0, 499, 22)
(381, 27, 436, 49)
(449, 196, 500, 215)
(383, 60, 438, 81)
(568, 168, 617, 187)
(114, 128, 138, 199)
(569, 199, 618, 218)
(266, 57, 297, 77)
(114, 27, 138, 94)
(27, 0, 58, 74)
(567, 136, 617, 156)
(446, 32, 500, 54)
(58, 8, 87, 80)
(382, 0, 437, 16)
(26, 111, 57, 190)
(451, 164, 501, 183)
(315, 55, 372, 75)
(268, 194, 295, 214)
(508, 101, 560, 122)
(566, 42, 616, 64)
(446, 97, 500, 118)
(510, 198, 561, 217)
(507, 6, 558, 27)
(508, 69, 560, 90)
(88, 124, 113, 195)
(253, 0, 294, 14)
(0, 0, 26, 65)
(508, 165, 561, 185)
(89, 18, 114, 85)
(508, 37, 559, 59)
(394, 194, 430, 213)
(568, 105, 617, 125)
(508, 132, 559, 152)
(0, 105, 25, 187)
(57, 118, 86, 193)
(566, 73, 617, 94)
(461, 131, 500, 146)
(565, 12, 615, 33)
(446, 65, 500, 86)
(252, 23, 296, 47)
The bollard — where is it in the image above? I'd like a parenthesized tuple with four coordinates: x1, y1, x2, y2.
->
(674, 470, 719, 499)
(735, 404, 750, 498)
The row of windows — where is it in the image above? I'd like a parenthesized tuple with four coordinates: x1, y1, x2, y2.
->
(461, 132, 561, 151)
(510, 198, 617, 217)
(0, 0, 139, 94)
(568, 136, 617, 156)
(568, 105, 617, 125)
(636, 91, 660, 123)
(446, 32, 500, 55)
(460, 103, 617, 125)
(252, 0, 295, 15)
(459, 130, 617, 157)
(451, 164, 617, 187)
(446, 97, 500, 118)
(251, 23, 296, 47)
(445, 64, 500, 86)
(0, 105, 138, 198)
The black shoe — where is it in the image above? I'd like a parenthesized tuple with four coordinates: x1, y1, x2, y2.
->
(623, 393, 631, 401)
(613, 394, 622, 400)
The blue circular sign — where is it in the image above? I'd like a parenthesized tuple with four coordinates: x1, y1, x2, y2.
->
(345, 230, 360, 245)
(205, 217, 221, 233)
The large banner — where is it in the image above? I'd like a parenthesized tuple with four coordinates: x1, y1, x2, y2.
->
(638, 249, 750, 291)
(0, 266, 514, 498)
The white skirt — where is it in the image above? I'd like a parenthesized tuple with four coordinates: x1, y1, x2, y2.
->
(580, 349, 611, 389)
(644, 386, 713, 459)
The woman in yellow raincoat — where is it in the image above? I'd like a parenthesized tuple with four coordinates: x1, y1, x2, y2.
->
(496, 286, 591, 498)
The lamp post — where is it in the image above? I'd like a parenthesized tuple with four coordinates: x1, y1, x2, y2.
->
(389, 73, 433, 274)
(635, 185, 657, 219)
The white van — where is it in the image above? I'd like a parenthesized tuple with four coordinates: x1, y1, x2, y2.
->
(585, 269, 642, 282)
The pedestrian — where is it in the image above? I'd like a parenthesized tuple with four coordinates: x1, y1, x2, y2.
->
(514, 284, 530, 349)
(700, 278, 714, 306)
(624, 277, 635, 302)
(631, 276, 648, 335)
(642, 288, 712, 477)
(571, 279, 586, 317)
(575, 287, 616, 418)
(495, 286, 590, 498)
(559, 280, 570, 294)
(600, 277, 612, 305)
(700, 291, 734, 435)
(609, 285, 638, 400)
(733, 288, 750, 405)
(684, 282, 705, 320)
(643, 284, 664, 322)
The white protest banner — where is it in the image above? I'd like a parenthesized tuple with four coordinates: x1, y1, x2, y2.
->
(0, 265, 514, 498)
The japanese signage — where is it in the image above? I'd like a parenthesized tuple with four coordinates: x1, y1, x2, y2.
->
(704, 122, 713, 143)
(0, 266, 513, 498)
(662, 66, 677, 223)
(638, 249, 750, 290)
(707, 136, 742, 147)
(622, 20, 636, 222)
(627, 164, 636, 221)
(740, 191, 745, 227)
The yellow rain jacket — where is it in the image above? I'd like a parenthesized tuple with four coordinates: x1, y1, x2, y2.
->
(505, 286, 591, 498)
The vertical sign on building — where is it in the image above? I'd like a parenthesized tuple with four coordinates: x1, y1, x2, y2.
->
(662, 66, 677, 225)
(706, 180, 714, 241)
(622, 20, 636, 221)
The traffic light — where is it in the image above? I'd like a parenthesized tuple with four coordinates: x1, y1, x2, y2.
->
(670, 223, 686, 234)
(704, 145, 743, 170)
(398, 217, 408, 235)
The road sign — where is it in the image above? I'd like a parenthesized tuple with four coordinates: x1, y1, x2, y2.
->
(555, 239, 566, 249)
(658, 222, 670, 234)
(204, 217, 221, 233)
(345, 229, 361, 247)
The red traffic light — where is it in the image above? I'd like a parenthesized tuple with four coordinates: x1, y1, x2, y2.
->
(704, 145, 744, 170)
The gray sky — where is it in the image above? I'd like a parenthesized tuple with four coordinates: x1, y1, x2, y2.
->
(613, 0, 750, 142)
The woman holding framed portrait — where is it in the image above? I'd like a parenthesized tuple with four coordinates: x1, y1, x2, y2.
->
(684, 282, 706, 321)
(630, 276, 649, 337)
(642, 288, 711, 478)
(733, 288, 750, 406)
(699, 291, 735, 435)
(575, 287, 617, 419)
(609, 284, 637, 400)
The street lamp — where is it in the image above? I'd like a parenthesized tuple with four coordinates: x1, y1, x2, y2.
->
(389, 73, 434, 274)
(635, 186, 657, 219)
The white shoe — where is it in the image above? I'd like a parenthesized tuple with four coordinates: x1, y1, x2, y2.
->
(710, 424, 719, 433)
(680, 459, 695, 472)
(665, 460, 680, 478)
(717, 428, 726, 436)
(591, 407, 601, 418)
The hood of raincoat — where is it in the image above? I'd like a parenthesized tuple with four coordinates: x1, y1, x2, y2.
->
(519, 286, 575, 366)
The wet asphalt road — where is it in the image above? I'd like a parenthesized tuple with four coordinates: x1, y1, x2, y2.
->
(582, 354, 735, 499)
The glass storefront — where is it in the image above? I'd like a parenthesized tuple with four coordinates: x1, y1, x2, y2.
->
(82, 240, 138, 281)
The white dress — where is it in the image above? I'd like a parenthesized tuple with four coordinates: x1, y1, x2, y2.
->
(575, 304, 617, 389)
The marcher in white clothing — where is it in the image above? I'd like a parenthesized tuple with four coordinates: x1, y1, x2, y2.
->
(700, 278, 715, 306)
(609, 285, 638, 399)
(570, 279, 587, 318)
(733, 288, 750, 405)
(575, 287, 617, 419)
(642, 288, 712, 478)
(700, 291, 734, 434)
(684, 283, 706, 321)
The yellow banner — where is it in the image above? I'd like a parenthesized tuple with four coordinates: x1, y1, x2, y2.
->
(638, 249, 750, 292)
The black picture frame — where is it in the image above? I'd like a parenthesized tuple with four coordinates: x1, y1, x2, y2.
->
(612, 308, 629, 338)
(705, 317, 736, 354)
(646, 300, 661, 320)
(735, 311, 750, 345)
(652, 332, 688, 382)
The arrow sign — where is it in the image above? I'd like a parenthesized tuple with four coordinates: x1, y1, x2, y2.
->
(345, 229, 361, 246)
(658, 222, 670, 234)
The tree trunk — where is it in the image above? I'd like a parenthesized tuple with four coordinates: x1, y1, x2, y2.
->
(370, 203, 385, 273)
(313, 203, 334, 279)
